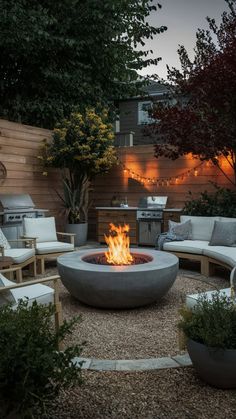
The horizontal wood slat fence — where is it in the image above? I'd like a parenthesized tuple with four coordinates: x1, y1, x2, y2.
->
(0, 119, 234, 239)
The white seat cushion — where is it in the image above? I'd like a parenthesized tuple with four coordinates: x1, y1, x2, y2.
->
(0, 275, 54, 307)
(186, 288, 230, 309)
(23, 217, 58, 242)
(180, 216, 221, 241)
(163, 240, 209, 255)
(203, 246, 236, 268)
(4, 248, 35, 264)
(36, 241, 74, 255)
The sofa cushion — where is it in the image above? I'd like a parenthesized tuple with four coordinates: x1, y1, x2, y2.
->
(203, 246, 236, 268)
(0, 274, 54, 308)
(209, 221, 236, 246)
(0, 273, 16, 306)
(180, 216, 221, 241)
(0, 228, 11, 250)
(4, 248, 35, 264)
(23, 217, 58, 243)
(36, 241, 74, 255)
(163, 240, 209, 255)
(186, 288, 230, 309)
(168, 220, 192, 240)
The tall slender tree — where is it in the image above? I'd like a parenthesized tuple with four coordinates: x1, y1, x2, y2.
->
(149, 0, 236, 186)
(0, 0, 166, 128)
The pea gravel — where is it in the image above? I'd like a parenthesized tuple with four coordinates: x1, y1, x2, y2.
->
(39, 260, 229, 359)
(26, 256, 236, 419)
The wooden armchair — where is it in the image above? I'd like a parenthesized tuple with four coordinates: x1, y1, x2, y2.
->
(0, 235, 36, 282)
(0, 266, 62, 335)
(22, 217, 75, 274)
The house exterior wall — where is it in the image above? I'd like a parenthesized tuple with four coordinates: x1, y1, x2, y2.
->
(118, 95, 164, 146)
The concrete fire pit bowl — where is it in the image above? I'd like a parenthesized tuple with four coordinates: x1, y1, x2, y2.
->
(57, 249, 179, 309)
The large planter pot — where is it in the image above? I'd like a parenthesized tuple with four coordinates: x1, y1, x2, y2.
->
(187, 338, 236, 388)
(65, 222, 88, 246)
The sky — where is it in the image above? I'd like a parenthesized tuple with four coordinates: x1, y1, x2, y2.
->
(139, 0, 228, 80)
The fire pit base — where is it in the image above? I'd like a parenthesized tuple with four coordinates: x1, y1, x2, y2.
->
(57, 249, 178, 309)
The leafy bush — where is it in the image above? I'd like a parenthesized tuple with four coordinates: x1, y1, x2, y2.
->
(179, 292, 236, 349)
(0, 300, 84, 418)
(183, 185, 236, 217)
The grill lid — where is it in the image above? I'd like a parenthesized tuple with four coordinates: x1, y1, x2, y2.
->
(0, 194, 35, 211)
(138, 196, 168, 209)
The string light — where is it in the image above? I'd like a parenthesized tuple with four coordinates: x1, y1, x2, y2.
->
(119, 159, 205, 186)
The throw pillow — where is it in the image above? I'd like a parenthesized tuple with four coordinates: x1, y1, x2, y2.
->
(209, 221, 236, 246)
(0, 273, 16, 306)
(0, 228, 11, 250)
(168, 219, 192, 240)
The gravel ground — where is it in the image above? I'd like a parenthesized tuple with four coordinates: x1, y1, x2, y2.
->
(46, 368, 236, 419)
(39, 259, 229, 359)
(26, 257, 236, 419)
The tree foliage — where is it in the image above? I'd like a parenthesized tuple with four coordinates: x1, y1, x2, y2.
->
(150, 0, 236, 186)
(39, 108, 117, 222)
(0, 0, 166, 128)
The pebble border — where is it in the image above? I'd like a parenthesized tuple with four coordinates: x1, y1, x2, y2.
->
(73, 353, 192, 371)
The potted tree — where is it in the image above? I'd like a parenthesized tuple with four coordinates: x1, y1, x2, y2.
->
(39, 108, 117, 245)
(179, 292, 236, 388)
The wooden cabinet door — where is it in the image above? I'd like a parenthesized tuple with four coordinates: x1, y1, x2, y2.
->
(97, 210, 137, 244)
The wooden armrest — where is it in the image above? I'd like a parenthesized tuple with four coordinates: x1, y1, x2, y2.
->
(8, 238, 35, 243)
(0, 275, 60, 292)
(20, 235, 38, 240)
(57, 231, 76, 237)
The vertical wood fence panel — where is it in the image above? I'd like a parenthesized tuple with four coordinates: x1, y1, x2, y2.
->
(0, 120, 234, 239)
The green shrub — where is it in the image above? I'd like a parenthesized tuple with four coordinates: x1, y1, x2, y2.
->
(183, 185, 236, 217)
(179, 292, 236, 349)
(0, 299, 84, 418)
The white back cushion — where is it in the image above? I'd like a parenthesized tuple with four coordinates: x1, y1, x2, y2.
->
(220, 217, 236, 223)
(180, 216, 221, 241)
(23, 217, 58, 242)
(0, 228, 11, 249)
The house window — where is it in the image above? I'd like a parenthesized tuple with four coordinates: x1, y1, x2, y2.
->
(138, 101, 154, 125)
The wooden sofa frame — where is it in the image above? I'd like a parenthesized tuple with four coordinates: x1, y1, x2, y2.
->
(167, 251, 232, 277)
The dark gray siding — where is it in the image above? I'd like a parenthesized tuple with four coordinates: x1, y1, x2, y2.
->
(118, 99, 153, 146)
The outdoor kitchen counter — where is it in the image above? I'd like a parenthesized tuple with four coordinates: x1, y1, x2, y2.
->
(96, 207, 138, 210)
(96, 207, 138, 244)
(96, 207, 182, 245)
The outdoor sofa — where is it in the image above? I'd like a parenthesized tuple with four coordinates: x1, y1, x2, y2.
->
(163, 215, 236, 277)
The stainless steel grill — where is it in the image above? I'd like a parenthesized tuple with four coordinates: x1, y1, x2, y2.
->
(0, 194, 47, 224)
(0, 194, 48, 245)
(137, 196, 168, 246)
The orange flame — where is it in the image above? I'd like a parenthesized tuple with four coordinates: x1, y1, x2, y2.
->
(104, 223, 134, 265)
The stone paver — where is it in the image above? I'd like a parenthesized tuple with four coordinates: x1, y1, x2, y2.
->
(172, 354, 192, 367)
(90, 359, 117, 371)
(115, 357, 179, 371)
(74, 355, 188, 371)
(73, 357, 92, 369)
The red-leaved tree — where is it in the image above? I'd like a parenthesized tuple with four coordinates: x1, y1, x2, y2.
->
(149, 0, 236, 186)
